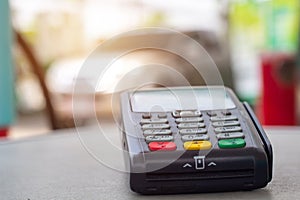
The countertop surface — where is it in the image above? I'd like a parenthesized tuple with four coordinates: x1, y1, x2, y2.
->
(1, 124, 300, 200)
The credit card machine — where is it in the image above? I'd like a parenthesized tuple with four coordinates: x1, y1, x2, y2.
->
(120, 86, 272, 194)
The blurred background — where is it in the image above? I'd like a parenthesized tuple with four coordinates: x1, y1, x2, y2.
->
(1, 0, 300, 139)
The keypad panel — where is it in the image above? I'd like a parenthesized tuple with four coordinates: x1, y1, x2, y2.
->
(139, 109, 246, 151)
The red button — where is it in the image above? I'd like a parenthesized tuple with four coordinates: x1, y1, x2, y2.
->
(148, 142, 177, 151)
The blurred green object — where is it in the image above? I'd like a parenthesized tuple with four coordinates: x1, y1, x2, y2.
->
(229, 0, 265, 105)
(229, 0, 300, 105)
(0, 0, 15, 127)
(230, 0, 300, 52)
(262, 0, 300, 52)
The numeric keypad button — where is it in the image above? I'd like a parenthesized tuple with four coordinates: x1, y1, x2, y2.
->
(210, 115, 238, 122)
(216, 132, 245, 140)
(140, 118, 168, 124)
(180, 110, 201, 117)
(181, 134, 209, 142)
(212, 121, 240, 127)
(175, 117, 203, 123)
(178, 122, 205, 129)
(145, 135, 173, 143)
(143, 129, 172, 136)
(142, 124, 170, 130)
(179, 128, 207, 135)
(214, 126, 242, 133)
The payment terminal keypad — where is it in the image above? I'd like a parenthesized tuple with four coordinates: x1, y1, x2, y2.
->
(140, 109, 246, 151)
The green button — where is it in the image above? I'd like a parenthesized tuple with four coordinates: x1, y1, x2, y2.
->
(218, 138, 246, 149)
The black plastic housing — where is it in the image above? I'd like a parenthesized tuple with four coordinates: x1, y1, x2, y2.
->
(120, 87, 273, 195)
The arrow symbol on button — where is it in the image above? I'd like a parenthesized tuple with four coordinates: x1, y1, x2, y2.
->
(208, 162, 217, 167)
(183, 163, 192, 168)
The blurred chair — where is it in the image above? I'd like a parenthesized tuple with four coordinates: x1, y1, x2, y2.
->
(15, 30, 75, 129)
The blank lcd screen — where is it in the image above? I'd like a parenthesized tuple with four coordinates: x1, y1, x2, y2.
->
(130, 88, 236, 112)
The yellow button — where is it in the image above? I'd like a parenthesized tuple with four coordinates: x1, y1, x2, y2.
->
(184, 141, 212, 150)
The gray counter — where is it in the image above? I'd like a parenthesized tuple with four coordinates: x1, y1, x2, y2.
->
(0, 125, 299, 200)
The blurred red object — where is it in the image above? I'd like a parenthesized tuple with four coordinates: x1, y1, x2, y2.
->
(259, 52, 296, 125)
(0, 127, 8, 137)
